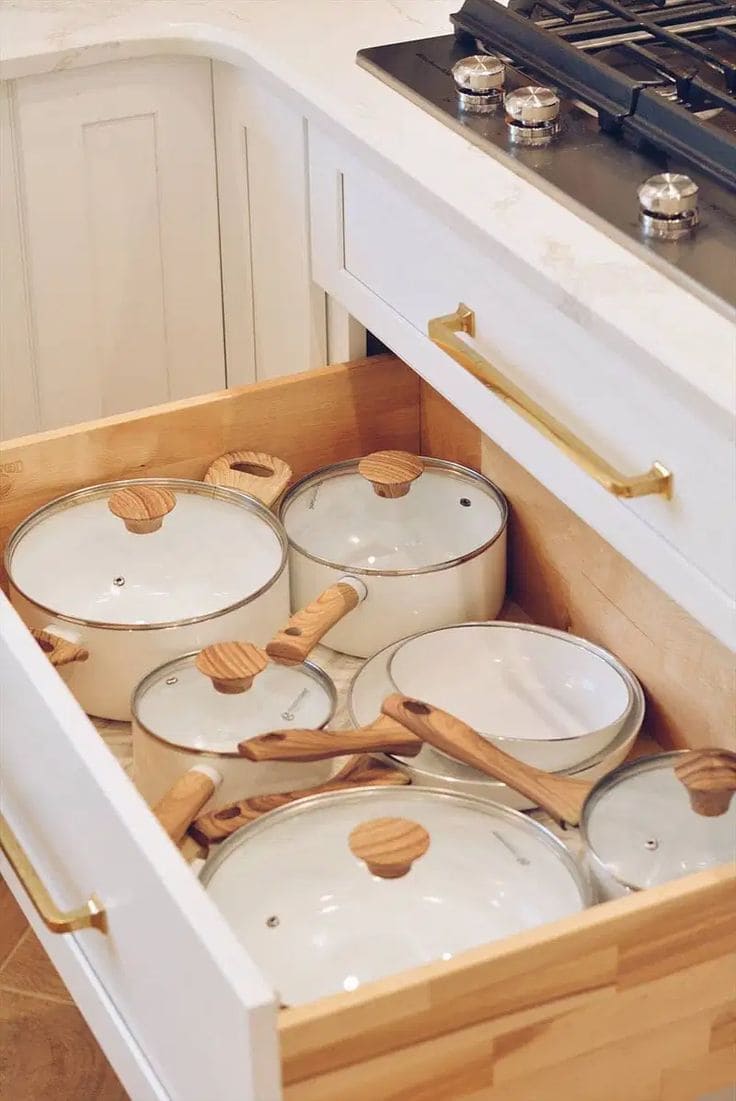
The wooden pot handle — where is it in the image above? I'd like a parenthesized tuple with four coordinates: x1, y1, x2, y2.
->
(266, 579, 367, 666)
(108, 485, 176, 534)
(189, 755, 409, 845)
(381, 694, 593, 827)
(153, 767, 221, 844)
(31, 627, 89, 668)
(238, 714, 422, 761)
(674, 750, 736, 817)
(195, 641, 268, 694)
(358, 451, 424, 499)
(349, 816, 430, 878)
(204, 451, 292, 509)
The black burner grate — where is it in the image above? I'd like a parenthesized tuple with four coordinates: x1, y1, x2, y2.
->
(453, 0, 736, 186)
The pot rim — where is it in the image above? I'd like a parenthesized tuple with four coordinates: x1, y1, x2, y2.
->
(5, 478, 288, 632)
(279, 457, 508, 577)
(131, 649, 337, 756)
(386, 622, 635, 749)
(198, 783, 595, 909)
(348, 621, 645, 780)
(580, 749, 701, 893)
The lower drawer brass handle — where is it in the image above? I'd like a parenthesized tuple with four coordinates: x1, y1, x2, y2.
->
(0, 816, 107, 934)
(427, 304, 673, 500)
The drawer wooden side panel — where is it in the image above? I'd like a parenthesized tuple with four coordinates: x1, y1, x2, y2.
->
(420, 384, 735, 753)
(0, 355, 420, 565)
(280, 866, 736, 1101)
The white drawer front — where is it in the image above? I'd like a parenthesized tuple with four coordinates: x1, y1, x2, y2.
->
(0, 595, 281, 1101)
(309, 127, 735, 648)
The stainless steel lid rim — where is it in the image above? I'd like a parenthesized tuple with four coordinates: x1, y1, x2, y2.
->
(6, 478, 289, 632)
(199, 783, 595, 908)
(348, 621, 645, 780)
(279, 457, 509, 577)
(131, 652, 337, 755)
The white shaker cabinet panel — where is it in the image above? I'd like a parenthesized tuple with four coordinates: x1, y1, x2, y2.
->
(9, 58, 224, 431)
(0, 82, 40, 440)
(213, 63, 326, 384)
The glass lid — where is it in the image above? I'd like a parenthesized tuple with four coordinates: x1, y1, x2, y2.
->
(6, 480, 286, 628)
(280, 453, 507, 575)
(583, 751, 736, 891)
(134, 649, 335, 754)
(200, 786, 590, 1006)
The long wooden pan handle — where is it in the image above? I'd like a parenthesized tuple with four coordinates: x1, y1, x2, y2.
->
(203, 451, 292, 509)
(153, 767, 222, 844)
(239, 714, 422, 761)
(266, 579, 367, 666)
(381, 694, 593, 826)
(190, 755, 409, 845)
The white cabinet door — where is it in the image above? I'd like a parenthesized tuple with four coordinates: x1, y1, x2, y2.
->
(213, 63, 326, 384)
(6, 58, 224, 432)
(0, 595, 281, 1101)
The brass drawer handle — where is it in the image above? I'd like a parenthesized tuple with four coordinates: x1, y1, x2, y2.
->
(0, 816, 107, 934)
(427, 304, 673, 500)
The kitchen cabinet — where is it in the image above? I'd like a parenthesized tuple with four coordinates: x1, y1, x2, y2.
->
(0, 57, 225, 435)
(1, 356, 733, 1101)
(213, 63, 327, 383)
(308, 124, 736, 651)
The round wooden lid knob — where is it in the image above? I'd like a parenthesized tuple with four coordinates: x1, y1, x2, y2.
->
(674, 749, 736, 817)
(195, 642, 269, 695)
(358, 451, 424, 499)
(108, 486, 176, 534)
(349, 816, 430, 878)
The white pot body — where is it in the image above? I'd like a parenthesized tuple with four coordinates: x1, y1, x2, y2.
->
(288, 530, 507, 658)
(11, 572, 289, 720)
(132, 718, 339, 811)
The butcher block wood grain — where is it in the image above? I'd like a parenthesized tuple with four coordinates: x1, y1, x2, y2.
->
(279, 865, 736, 1100)
(0, 355, 420, 571)
(420, 383, 735, 753)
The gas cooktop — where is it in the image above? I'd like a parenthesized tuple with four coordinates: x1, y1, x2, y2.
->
(358, 0, 736, 313)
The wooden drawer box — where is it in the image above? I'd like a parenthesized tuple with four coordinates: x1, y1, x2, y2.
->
(1, 354, 734, 1101)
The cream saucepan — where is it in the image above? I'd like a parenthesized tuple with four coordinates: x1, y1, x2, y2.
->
(7, 452, 292, 719)
(266, 450, 508, 662)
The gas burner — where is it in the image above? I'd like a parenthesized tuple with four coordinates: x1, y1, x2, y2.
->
(452, 54, 505, 112)
(638, 172, 700, 239)
(504, 85, 561, 144)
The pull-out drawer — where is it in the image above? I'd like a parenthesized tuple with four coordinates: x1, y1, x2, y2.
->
(308, 127, 736, 650)
(1, 356, 734, 1101)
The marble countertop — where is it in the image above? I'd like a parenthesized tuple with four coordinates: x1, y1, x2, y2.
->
(1, 0, 733, 414)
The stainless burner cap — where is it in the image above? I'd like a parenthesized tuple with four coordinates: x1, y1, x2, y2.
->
(638, 173, 699, 217)
(452, 55, 505, 94)
(504, 86, 560, 125)
(638, 173, 699, 239)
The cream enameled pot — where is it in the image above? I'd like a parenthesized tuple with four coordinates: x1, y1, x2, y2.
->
(7, 454, 292, 719)
(267, 451, 508, 662)
(132, 640, 424, 811)
(199, 785, 591, 1006)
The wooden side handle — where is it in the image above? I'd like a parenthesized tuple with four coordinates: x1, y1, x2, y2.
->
(674, 750, 736, 817)
(349, 816, 430, 878)
(108, 485, 176, 534)
(195, 641, 268, 694)
(357, 451, 424, 499)
(204, 451, 292, 509)
(31, 627, 89, 668)
(189, 755, 410, 845)
(381, 694, 593, 827)
(266, 580, 366, 666)
(153, 767, 221, 844)
(238, 714, 422, 761)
